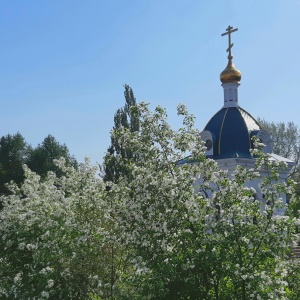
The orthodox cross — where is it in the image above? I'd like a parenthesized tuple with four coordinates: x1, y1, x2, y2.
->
(221, 25, 238, 59)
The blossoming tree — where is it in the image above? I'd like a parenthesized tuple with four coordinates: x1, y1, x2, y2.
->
(110, 103, 300, 299)
(0, 158, 129, 299)
(0, 103, 299, 299)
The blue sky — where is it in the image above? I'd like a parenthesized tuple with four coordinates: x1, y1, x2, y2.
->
(1, 1, 300, 164)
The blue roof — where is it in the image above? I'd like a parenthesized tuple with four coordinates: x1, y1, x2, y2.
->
(204, 107, 261, 159)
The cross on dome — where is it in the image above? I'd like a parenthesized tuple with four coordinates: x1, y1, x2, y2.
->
(221, 25, 238, 59)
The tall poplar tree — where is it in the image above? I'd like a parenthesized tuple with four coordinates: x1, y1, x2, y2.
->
(102, 85, 140, 298)
(103, 84, 139, 183)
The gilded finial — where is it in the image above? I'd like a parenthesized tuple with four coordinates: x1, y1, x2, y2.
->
(220, 25, 242, 83)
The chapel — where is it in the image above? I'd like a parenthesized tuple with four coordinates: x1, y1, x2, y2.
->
(179, 26, 295, 205)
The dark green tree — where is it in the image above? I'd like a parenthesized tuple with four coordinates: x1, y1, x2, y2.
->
(27, 135, 78, 179)
(0, 133, 30, 195)
(103, 84, 139, 183)
(257, 118, 300, 176)
(101, 85, 140, 299)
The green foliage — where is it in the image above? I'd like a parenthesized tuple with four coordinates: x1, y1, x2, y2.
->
(0, 133, 30, 195)
(27, 135, 78, 179)
(103, 84, 139, 183)
(0, 133, 78, 198)
(286, 262, 300, 299)
(257, 118, 300, 177)
(102, 85, 140, 299)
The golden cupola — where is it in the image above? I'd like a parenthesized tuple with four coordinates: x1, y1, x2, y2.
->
(220, 56, 241, 83)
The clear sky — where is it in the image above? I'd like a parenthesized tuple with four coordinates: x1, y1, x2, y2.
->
(1, 1, 300, 164)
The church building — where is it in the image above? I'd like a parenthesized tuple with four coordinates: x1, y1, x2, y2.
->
(179, 26, 295, 206)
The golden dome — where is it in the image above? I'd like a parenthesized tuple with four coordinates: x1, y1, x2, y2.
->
(220, 58, 242, 83)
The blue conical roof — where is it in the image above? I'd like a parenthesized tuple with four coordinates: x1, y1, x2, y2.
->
(204, 106, 260, 159)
